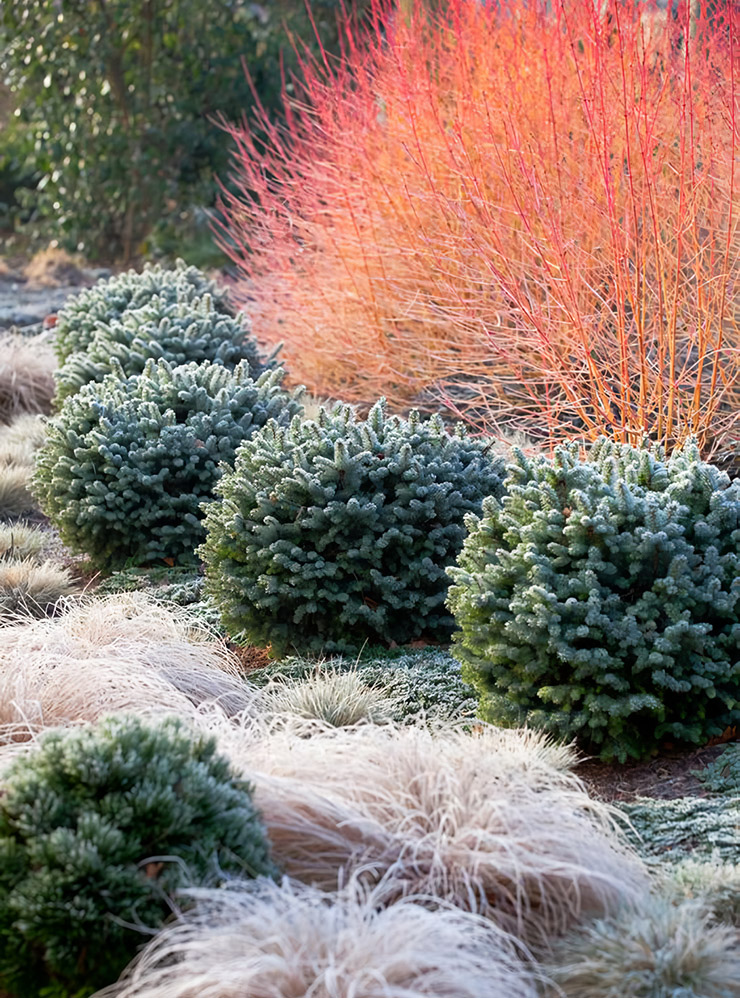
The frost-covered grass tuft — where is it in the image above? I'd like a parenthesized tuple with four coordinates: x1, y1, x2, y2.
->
(546, 895, 740, 998)
(217, 720, 647, 947)
(0, 464, 36, 518)
(101, 879, 538, 998)
(0, 521, 47, 561)
(0, 559, 77, 620)
(0, 333, 56, 423)
(0, 411, 47, 452)
(254, 647, 479, 725)
(0, 594, 257, 745)
(261, 669, 400, 727)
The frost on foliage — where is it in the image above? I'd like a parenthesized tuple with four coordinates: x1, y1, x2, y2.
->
(0, 715, 276, 997)
(54, 259, 234, 363)
(622, 796, 740, 864)
(253, 647, 479, 724)
(55, 293, 265, 401)
(201, 399, 506, 654)
(447, 437, 740, 761)
(33, 359, 303, 569)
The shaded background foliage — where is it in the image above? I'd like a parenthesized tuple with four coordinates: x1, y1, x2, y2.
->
(0, 0, 371, 262)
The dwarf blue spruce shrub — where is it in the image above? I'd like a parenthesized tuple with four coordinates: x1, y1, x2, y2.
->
(200, 399, 505, 655)
(0, 714, 276, 998)
(54, 294, 266, 402)
(53, 259, 234, 364)
(447, 438, 740, 762)
(33, 359, 303, 570)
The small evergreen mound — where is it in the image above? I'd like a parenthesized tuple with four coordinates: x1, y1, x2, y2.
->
(201, 400, 506, 655)
(55, 294, 265, 402)
(447, 438, 740, 761)
(54, 259, 234, 364)
(33, 359, 303, 569)
(0, 715, 276, 998)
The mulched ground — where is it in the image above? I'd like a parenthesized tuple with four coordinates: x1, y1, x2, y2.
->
(575, 740, 735, 803)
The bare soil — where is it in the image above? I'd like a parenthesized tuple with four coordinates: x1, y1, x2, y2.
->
(575, 741, 735, 803)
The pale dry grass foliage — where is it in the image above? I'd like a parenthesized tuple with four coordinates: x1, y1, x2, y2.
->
(0, 594, 258, 744)
(546, 896, 740, 997)
(0, 333, 56, 423)
(262, 669, 400, 727)
(0, 521, 46, 561)
(0, 411, 48, 451)
(216, 720, 647, 946)
(102, 879, 538, 998)
(23, 246, 87, 288)
(0, 558, 77, 621)
(0, 464, 36, 517)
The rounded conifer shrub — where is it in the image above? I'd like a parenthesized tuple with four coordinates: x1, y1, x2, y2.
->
(200, 400, 506, 655)
(0, 714, 277, 998)
(54, 294, 266, 402)
(33, 359, 303, 570)
(54, 259, 234, 364)
(447, 438, 740, 762)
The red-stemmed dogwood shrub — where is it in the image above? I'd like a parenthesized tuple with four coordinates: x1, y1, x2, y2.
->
(219, 0, 738, 453)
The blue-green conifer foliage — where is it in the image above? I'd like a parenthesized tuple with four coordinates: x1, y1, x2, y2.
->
(33, 359, 303, 569)
(200, 400, 506, 655)
(0, 715, 276, 997)
(447, 439, 740, 761)
(54, 293, 265, 402)
(54, 260, 234, 364)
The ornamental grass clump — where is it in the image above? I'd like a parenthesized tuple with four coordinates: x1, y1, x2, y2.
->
(104, 880, 537, 998)
(0, 333, 56, 423)
(33, 359, 303, 569)
(220, 720, 647, 948)
(54, 260, 234, 364)
(55, 294, 266, 402)
(0, 715, 276, 998)
(254, 647, 479, 725)
(0, 559, 77, 622)
(201, 399, 505, 654)
(0, 594, 257, 742)
(221, 0, 738, 452)
(447, 438, 740, 762)
(545, 896, 740, 998)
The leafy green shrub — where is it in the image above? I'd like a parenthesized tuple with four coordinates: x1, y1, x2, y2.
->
(0, 3, 287, 260)
(201, 400, 506, 655)
(254, 647, 479, 725)
(0, 2, 375, 260)
(447, 438, 740, 762)
(0, 714, 276, 998)
(54, 261, 234, 364)
(33, 359, 303, 570)
(55, 294, 266, 402)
